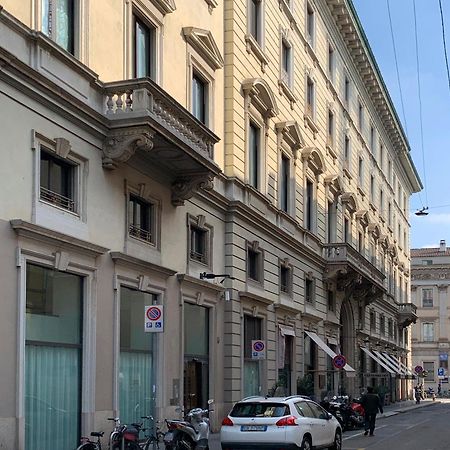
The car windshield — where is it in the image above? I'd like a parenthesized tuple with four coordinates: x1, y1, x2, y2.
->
(230, 402, 289, 418)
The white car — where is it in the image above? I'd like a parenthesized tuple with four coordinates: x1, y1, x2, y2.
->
(220, 395, 342, 450)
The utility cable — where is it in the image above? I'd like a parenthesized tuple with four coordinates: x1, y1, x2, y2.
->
(413, 0, 428, 208)
(439, 0, 450, 94)
(386, 0, 409, 138)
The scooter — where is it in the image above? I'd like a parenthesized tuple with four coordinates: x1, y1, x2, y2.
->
(164, 399, 213, 450)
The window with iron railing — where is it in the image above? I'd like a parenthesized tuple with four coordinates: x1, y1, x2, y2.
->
(280, 265, 292, 294)
(190, 226, 207, 263)
(40, 149, 76, 212)
(128, 195, 154, 244)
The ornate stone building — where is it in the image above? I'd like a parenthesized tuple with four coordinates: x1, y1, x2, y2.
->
(0, 1, 420, 448)
(411, 240, 450, 390)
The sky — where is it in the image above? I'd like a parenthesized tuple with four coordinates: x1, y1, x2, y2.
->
(352, 0, 450, 249)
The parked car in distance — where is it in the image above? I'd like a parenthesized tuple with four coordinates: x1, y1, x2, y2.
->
(220, 395, 342, 450)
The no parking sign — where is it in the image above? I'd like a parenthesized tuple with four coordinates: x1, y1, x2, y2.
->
(251, 340, 266, 360)
(144, 305, 164, 333)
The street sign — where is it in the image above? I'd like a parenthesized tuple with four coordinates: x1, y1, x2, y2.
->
(144, 305, 164, 333)
(333, 354, 347, 369)
(438, 367, 445, 377)
(251, 340, 266, 360)
(414, 365, 423, 374)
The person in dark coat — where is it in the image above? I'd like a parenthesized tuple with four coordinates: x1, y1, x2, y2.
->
(360, 386, 384, 436)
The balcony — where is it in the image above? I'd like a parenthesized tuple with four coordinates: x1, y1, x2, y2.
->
(323, 243, 386, 305)
(102, 79, 221, 206)
(398, 303, 418, 328)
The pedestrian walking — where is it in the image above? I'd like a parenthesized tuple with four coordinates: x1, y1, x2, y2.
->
(414, 385, 421, 404)
(438, 382, 442, 397)
(360, 386, 383, 436)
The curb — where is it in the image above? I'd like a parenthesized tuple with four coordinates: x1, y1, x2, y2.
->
(378, 400, 441, 419)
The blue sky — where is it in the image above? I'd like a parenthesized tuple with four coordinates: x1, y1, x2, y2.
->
(352, 0, 450, 249)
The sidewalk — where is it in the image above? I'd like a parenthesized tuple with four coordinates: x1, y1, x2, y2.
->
(208, 399, 442, 450)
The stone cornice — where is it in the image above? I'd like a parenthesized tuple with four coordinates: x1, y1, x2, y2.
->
(177, 274, 225, 292)
(111, 252, 176, 277)
(10, 219, 109, 256)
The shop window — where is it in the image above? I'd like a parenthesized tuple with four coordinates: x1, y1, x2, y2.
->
(25, 264, 83, 450)
(120, 287, 157, 424)
(244, 316, 262, 396)
(184, 303, 210, 409)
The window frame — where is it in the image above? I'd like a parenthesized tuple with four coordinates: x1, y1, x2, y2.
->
(423, 322, 434, 342)
(422, 288, 433, 308)
(306, 1, 315, 48)
(279, 259, 293, 296)
(304, 274, 315, 305)
(187, 214, 213, 269)
(247, 242, 264, 284)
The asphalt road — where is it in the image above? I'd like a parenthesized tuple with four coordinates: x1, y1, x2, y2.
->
(343, 402, 450, 450)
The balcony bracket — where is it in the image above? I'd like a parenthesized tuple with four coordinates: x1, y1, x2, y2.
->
(102, 128, 155, 170)
(171, 173, 214, 206)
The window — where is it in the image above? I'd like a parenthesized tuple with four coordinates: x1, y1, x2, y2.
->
(305, 179, 314, 232)
(306, 76, 315, 117)
(358, 157, 364, 186)
(249, 0, 262, 44)
(358, 231, 364, 253)
(380, 315, 385, 336)
(128, 194, 154, 244)
(344, 217, 350, 243)
(40, 148, 76, 212)
(358, 102, 364, 130)
(370, 126, 375, 154)
(184, 303, 210, 409)
(328, 43, 335, 81)
(281, 40, 292, 87)
(370, 175, 375, 202)
(306, 2, 315, 46)
(327, 201, 336, 243)
(423, 361, 435, 382)
(120, 287, 157, 423)
(192, 72, 208, 124)
(280, 154, 290, 212)
(280, 263, 292, 295)
(327, 290, 335, 312)
(388, 202, 392, 227)
(388, 160, 392, 185)
(379, 143, 384, 170)
(305, 277, 314, 304)
(370, 310, 376, 332)
(247, 244, 263, 282)
(423, 322, 434, 342)
(244, 316, 262, 396)
(388, 318, 393, 338)
(25, 264, 82, 450)
(344, 135, 350, 164)
(190, 226, 207, 263)
(41, 0, 75, 54)
(327, 110, 334, 148)
(133, 14, 156, 78)
(344, 75, 350, 104)
(422, 289, 433, 308)
(249, 122, 261, 189)
(380, 189, 384, 216)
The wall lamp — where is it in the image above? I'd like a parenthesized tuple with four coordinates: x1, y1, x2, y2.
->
(415, 207, 429, 216)
(199, 272, 235, 283)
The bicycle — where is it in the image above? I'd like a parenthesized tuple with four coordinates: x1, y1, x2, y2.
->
(76, 431, 105, 450)
(138, 415, 164, 450)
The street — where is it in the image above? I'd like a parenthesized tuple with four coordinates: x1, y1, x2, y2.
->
(209, 400, 450, 450)
(343, 401, 450, 450)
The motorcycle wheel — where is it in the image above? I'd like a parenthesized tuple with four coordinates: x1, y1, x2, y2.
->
(173, 435, 194, 450)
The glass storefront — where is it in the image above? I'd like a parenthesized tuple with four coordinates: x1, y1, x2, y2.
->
(119, 287, 157, 425)
(25, 264, 82, 450)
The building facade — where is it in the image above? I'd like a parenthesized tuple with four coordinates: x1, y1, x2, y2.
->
(0, 0, 420, 449)
(411, 240, 450, 391)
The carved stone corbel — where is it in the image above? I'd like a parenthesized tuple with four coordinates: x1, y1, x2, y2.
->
(171, 173, 214, 206)
(102, 128, 155, 169)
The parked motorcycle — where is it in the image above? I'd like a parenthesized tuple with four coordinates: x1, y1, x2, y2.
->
(327, 396, 364, 431)
(164, 400, 213, 450)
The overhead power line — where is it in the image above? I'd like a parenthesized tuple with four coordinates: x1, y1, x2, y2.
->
(438, 0, 450, 94)
(386, 0, 409, 138)
(412, 0, 428, 208)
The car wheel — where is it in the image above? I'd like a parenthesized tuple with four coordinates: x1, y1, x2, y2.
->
(300, 436, 312, 450)
(329, 430, 342, 450)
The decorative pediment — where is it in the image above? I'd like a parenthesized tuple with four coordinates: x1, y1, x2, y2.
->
(341, 192, 358, 213)
(152, 0, 176, 14)
(275, 120, 304, 160)
(183, 27, 224, 70)
(242, 78, 278, 118)
(324, 174, 343, 197)
(301, 147, 326, 175)
(355, 209, 369, 227)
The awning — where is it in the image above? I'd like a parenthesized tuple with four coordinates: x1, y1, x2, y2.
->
(279, 324, 296, 336)
(305, 331, 356, 375)
(361, 347, 396, 377)
(372, 350, 403, 376)
(382, 352, 416, 378)
(381, 352, 408, 376)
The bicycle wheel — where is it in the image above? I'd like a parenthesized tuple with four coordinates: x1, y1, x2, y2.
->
(75, 443, 98, 450)
(144, 438, 159, 450)
(124, 442, 141, 450)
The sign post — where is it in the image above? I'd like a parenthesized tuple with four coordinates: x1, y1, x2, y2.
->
(144, 305, 164, 332)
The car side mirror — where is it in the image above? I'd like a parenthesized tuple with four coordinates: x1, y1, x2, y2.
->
(326, 413, 333, 420)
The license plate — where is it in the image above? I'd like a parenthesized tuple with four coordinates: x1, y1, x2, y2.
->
(241, 425, 267, 432)
(163, 432, 174, 442)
